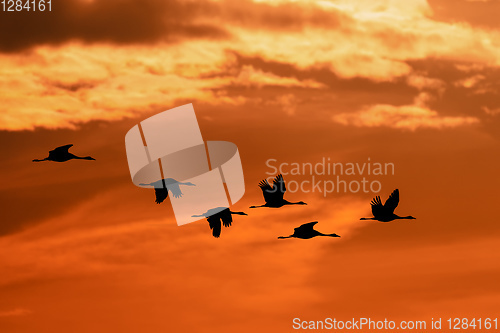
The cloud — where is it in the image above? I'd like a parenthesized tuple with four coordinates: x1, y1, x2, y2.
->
(231, 65, 326, 89)
(0, 0, 352, 53)
(406, 74, 446, 91)
(273, 94, 299, 115)
(2, 0, 500, 131)
(454, 74, 485, 88)
(428, 0, 500, 29)
(219, 0, 351, 31)
(0, 181, 364, 331)
(0, 0, 229, 53)
(0, 45, 327, 131)
(483, 106, 500, 115)
(0, 164, 368, 287)
(332, 93, 480, 130)
(455, 63, 486, 72)
(0, 308, 32, 317)
(232, 0, 500, 80)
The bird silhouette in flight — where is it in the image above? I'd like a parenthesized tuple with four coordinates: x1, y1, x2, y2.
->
(192, 207, 247, 238)
(140, 178, 195, 204)
(33, 144, 95, 162)
(250, 174, 306, 208)
(278, 221, 340, 239)
(360, 189, 416, 222)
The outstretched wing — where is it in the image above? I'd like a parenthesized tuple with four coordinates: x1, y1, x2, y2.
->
(207, 215, 222, 238)
(258, 174, 286, 204)
(50, 144, 73, 154)
(219, 208, 233, 227)
(294, 221, 318, 233)
(383, 189, 399, 214)
(370, 196, 384, 217)
(273, 174, 286, 198)
(168, 183, 183, 198)
(154, 188, 169, 204)
(258, 179, 275, 204)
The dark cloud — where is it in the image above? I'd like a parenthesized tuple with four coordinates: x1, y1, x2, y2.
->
(0, 181, 103, 236)
(228, 53, 410, 92)
(220, 0, 351, 31)
(0, 120, 135, 236)
(407, 58, 500, 117)
(0, 0, 350, 53)
(199, 53, 500, 134)
(0, 0, 229, 52)
(200, 52, 416, 109)
(45, 79, 102, 92)
(428, 0, 500, 30)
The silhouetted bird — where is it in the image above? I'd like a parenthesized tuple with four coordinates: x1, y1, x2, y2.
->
(360, 189, 416, 222)
(32, 144, 95, 162)
(192, 207, 247, 238)
(250, 174, 306, 208)
(278, 221, 340, 239)
(140, 178, 195, 204)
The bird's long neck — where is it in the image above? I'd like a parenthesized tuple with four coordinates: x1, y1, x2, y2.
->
(278, 235, 293, 239)
(75, 156, 94, 160)
(32, 158, 48, 162)
(396, 215, 414, 220)
(192, 214, 205, 217)
(284, 200, 303, 205)
(231, 211, 246, 215)
(324, 233, 340, 237)
(360, 217, 375, 220)
(250, 205, 266, 208)
(177, 182, 195, 186)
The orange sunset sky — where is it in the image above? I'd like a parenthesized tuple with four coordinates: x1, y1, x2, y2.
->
(1, 0, 500, 332)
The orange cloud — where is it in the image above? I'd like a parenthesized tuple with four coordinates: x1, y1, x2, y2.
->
(406, 74, 446, 92)
(332, 93, 480, 130)
(1, 0, 500, 132)
(483, 106, 500, 115)
(231, 65, 326, 88)
(428, 0, 500, 29)
(454, 74, 485, 88)
(0, 308, 32, 317)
